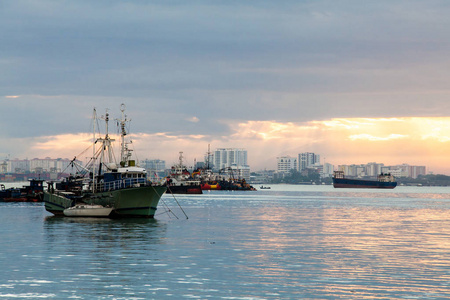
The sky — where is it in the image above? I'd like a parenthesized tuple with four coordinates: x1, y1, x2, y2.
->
(2, 0, 450, 174)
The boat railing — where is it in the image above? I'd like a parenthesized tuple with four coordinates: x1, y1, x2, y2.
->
(95, 177, 147, 192)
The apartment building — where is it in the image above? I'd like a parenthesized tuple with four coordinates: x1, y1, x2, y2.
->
(214, 148, 250, 180)
(277, 156, 298, 173)
(298, 152, 320, 171)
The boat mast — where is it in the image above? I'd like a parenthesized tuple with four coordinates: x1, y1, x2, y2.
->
(95, 110, 115, 170)
(206, 144, 211, 170)
(178, 151, 184, 170)
(100, 110, 114, 164)
(117, 103, 131, 167)
(92, 108, 116, 193)
(92, 108, 97, 193)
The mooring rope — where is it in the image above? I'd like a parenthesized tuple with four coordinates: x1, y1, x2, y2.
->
(166, 186, 189, 219)
(151, 185, 179, 219)
(157, 197, 179, 219)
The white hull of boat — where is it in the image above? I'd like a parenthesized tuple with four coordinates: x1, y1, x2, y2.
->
(63, 205, 113, 217)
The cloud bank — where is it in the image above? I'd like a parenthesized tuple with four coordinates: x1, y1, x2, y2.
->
(2, 1, 450, 174)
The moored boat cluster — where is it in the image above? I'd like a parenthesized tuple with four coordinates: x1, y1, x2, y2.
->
(162, 152, 256, 194)
(0, 104, 256, 218)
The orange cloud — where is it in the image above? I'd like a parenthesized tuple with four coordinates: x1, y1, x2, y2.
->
(348, 133, 408, 141)
(14, 117, 450, 175)
(229, 121, 318, 141)
(223, 117, 450, 173)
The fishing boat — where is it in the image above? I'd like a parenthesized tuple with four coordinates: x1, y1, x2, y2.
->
(163, 152, 202, 194)
(0, 178, 45, 202)
(44, 104, 167, 218)
(332, 171, 397, 189)
(0, 186, 25, 202)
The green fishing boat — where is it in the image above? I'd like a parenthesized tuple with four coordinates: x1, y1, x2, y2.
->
(44, 104, 167, 218)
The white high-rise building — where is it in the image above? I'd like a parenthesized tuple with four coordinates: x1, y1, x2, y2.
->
(322, 162, 334, 178)
(213, 148, 249, 179)
(392, 164, 426, 179)
(277, 156, 297, 173)
(337, 163, 426, 178)
(214, 148, 248, 170)
(365, 162, 384, 177)
(298, 152, 320, 171)
(140, 159, 166, 172)
(5, 157, 78, 174)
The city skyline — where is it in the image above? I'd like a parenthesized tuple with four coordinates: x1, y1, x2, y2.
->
(1, 150, 429, 176)
(2, 2, 450, 174)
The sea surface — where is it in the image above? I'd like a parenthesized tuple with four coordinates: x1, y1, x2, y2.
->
(0, 184, 449, 299)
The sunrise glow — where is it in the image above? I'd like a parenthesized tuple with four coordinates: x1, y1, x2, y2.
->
(18, 116, 450, 175)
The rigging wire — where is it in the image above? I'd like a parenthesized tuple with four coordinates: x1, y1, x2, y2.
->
(55, 142, 94, 179)
(156, 198, 178, 219)
(151, 185, 179, 219)
(166, 186, 189, 219)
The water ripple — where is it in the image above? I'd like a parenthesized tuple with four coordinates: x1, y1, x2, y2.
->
(0, 186, 448, 299)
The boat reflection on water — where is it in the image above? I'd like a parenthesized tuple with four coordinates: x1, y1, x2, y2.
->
(44, 215, 168, 246)
(44, 215, 164, 226)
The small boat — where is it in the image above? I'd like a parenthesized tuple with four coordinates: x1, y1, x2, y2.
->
(63, 204, 113, 218)
(260, 186, 271, 189)
(332, 171, 397, 189)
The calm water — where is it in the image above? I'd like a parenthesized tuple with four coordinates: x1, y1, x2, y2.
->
(0, 184, 449, 299)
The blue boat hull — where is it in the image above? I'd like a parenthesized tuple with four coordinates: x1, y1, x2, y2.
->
(332, 178, 397, 189)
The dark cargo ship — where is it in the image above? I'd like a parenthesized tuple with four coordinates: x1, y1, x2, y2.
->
(332, 171, 397, 189)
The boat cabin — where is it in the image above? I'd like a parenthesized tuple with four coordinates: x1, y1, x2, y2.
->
(98, 167, 148, 191)
(333, 171, 345, 179)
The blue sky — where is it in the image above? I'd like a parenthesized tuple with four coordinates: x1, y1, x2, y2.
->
(2, 1, 450, 172)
